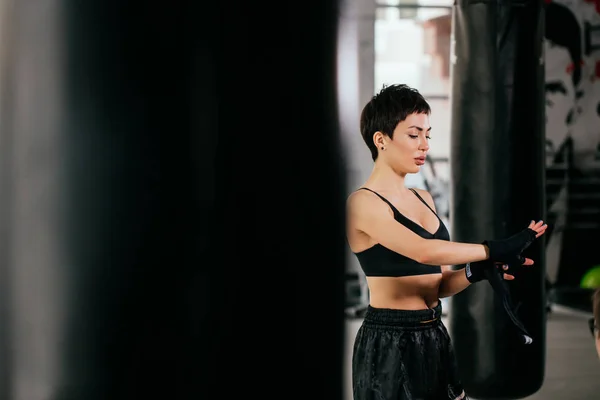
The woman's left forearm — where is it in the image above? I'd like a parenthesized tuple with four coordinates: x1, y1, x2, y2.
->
(438, 266, 472, 298)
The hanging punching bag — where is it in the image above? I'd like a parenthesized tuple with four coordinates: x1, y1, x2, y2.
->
(448, 0, 546, 399)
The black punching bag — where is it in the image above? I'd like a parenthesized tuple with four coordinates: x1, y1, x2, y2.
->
(448, 0, 546, 398)
(0, 1, 345, 399)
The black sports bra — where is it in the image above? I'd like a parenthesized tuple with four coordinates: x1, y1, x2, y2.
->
(353, 187, 450, 277)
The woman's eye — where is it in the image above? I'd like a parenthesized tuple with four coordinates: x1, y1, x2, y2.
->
(409, 135, 418, 139)
(426, 136, 431, 140)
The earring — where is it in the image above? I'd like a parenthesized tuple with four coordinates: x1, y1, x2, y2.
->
(381, 146, 385, 151)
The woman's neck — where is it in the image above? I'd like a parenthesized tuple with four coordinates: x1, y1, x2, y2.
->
(366, 162, 408, 192)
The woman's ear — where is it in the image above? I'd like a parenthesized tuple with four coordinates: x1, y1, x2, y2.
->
(373, 131, 386, 151)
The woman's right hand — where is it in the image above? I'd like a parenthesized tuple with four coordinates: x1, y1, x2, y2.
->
(483, 220, 547, 265)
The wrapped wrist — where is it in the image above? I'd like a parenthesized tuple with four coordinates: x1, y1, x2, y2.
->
(465, 261, 488, 283)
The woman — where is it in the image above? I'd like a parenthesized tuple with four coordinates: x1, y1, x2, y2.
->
(346, 84, 547, 400)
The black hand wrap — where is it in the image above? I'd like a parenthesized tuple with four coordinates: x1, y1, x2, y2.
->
(484, 266, 534, 345)
(463, 260, 533, 345)
(464, 260, 491, 283)
(483, 228, 537, 265)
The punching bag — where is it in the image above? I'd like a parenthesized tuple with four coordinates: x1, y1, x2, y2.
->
(448, 0, 546, 398)
(0, 0, 345, 399)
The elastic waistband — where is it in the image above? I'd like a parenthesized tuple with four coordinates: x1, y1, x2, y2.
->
(364, 302, 442, 327)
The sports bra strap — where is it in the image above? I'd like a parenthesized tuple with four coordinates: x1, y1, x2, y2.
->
(408, 188, 438, 216)
(357, 187, 401, 217)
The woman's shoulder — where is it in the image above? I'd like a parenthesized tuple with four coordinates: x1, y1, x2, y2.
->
(346, 187, 371, 205)
(346, 187, 383, 212)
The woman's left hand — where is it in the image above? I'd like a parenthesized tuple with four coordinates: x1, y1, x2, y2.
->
(498, 259, 533, 280)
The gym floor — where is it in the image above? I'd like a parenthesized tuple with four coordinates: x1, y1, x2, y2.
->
(343, 307, 600, 400)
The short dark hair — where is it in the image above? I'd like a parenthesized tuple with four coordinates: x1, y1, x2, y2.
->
(359, 84, 431, 161)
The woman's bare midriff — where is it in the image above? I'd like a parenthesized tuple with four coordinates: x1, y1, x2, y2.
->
(366, 274, 443, 310)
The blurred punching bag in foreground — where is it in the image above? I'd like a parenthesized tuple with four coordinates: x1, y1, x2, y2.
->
(0, 1, 344, 399)
(449, 0, 546, 398)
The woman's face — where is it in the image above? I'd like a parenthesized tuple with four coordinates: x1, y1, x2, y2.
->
(376, 112, 431, 174)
